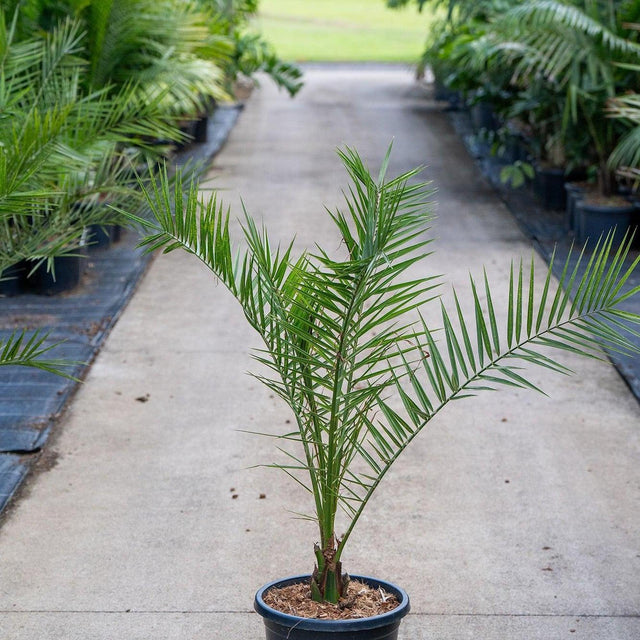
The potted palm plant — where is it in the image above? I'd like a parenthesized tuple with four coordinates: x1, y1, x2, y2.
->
(128, 145, 640, 639)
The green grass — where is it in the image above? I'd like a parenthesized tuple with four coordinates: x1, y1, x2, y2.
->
(254, 0, 433, 63)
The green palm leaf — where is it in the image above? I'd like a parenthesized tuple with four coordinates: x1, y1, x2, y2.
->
(0, 330, 77, 378)
(497, 0, 639, 89)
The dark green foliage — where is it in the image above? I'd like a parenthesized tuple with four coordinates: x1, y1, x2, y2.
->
(404, 0, 640, 192)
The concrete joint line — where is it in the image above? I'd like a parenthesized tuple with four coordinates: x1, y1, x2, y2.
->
(0, 609, 253, 614)
(1, 610, 639, 618)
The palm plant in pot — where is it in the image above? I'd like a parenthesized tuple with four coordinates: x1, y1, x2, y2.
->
(129, 146, 640, 639)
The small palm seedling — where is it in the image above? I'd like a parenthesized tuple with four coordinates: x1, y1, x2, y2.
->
(130, 145, 640, 605)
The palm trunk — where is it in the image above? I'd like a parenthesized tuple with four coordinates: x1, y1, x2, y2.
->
(598, 163, 616, 198)
(310, 535, 349, 603)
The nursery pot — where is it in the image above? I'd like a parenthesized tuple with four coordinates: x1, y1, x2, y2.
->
(433, 81, 461, 109)
(470, 100, 498, 133)
(0, 260, 28, 297)
(85, 224, 112, 250)
(564, 183, 585, 232)
(110, 223, 122, 243)
(175, 119, 197, 151)
(575, 199, 636, 246)
(500, 134, 529, 164)
(193, 114, 209, 143)
(534, 166, 567, 210)
(255, 575, 410, 640)
(85, 223, 121, 251)
(26, 252, 85, 295)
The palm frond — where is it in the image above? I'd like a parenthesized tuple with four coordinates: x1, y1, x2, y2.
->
(497, 0, 640, 88)
(83, 0, 230, 109)
(608, 91, 640, 170)
(0, 330, 77, 378)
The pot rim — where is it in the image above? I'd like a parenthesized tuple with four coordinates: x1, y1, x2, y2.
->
(577, 201, 636, 213)
(254, 573, 410, 632)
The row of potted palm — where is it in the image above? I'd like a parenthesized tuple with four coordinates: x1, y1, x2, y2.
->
(0, 0, 302, 298)
(0, 13, 166, 296)
(393, 0, 640, 245)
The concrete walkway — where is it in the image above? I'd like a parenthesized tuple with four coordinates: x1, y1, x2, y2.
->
(1, 66, 639, 640)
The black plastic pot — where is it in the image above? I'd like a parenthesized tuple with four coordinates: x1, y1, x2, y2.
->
(111, 224, 122, 243)
(564, 183, 585, 232)
(255, 575, 410, 640)
(180, 119, 199, 150)
(576, 200, 636, 246)
(26, 253, 85, 295)
(85, 224, 121, 251)
(534, 166, 567, 210)
(433, 81, 462, 109)
(470, 101, 499, 133)
(0, 260, 28, 297)
(193, 114, 209, 143)
(500, 135, 529, 164)
(85, 224, 111, 250)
